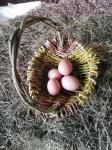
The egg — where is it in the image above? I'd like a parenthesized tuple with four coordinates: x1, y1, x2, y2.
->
(48, 69, 62, 80)
(61, 75, 80, 91)
(58, 59, 73, 75)
(47, 79, 61, 96)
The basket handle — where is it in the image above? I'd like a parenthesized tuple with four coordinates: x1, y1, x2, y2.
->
(9, 16, 69, 113)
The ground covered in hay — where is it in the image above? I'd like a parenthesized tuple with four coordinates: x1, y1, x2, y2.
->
(0, 0, 112, 150)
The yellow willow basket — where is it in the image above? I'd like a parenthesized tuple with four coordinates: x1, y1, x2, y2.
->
(9, 16, 99, 118)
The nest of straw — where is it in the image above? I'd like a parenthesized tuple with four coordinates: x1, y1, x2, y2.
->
(9, 16, 99, 118)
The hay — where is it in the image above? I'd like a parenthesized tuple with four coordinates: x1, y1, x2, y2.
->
(0, 0, 112, 149)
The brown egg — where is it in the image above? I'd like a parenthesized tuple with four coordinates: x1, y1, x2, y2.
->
(47, 79, 61, 96)
(61, 75, 80, 91)
(58, 59, 73, 75)
(48, 69, 62, 80)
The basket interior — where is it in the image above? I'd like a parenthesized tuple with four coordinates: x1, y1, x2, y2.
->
(27, 50, 87, 108)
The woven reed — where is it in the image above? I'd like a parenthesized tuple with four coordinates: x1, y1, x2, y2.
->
(9, 16, 99, 118)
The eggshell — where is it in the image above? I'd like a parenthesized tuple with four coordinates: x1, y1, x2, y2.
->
(61, 75, 80, 91)
(47, 79, 61, 96)
(58, 59, 73, 75)
(48, 69, 62, 80)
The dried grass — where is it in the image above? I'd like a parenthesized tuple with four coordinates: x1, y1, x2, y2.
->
(0, 0, 112, 149)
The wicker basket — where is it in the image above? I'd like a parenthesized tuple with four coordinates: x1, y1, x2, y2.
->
(9, 16, 99, 118)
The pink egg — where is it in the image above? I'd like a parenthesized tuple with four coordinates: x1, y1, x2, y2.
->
(47, 79, 61, 96)
(58, 59, 73, 75)
(61, 75, 80, 91)
(48, 69, 62, 80)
